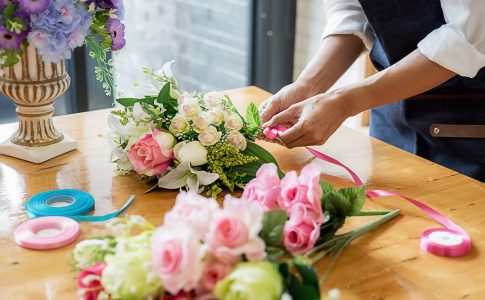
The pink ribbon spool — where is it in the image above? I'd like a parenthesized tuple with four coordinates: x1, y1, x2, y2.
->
(14, 216, 81, 250)
(263, 125, 471, 257)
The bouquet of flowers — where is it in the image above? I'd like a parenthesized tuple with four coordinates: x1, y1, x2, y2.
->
(0, 0, 126, 94)
(72, 163, 400, 300)
(108, 63, 282, 196)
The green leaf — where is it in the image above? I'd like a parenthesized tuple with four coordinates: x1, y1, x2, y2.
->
(231, 142, 284, 182)
(156, 83, 178, 115)
(339, 186, 366, 215)
(116, 98, 139, 107)
(260, 210, 287, 247)
(320, 179, 336, 194)
(290, 285, 321, 300)
(294, 260, 320, 292)
(324, 191, 352, 217)
(245, 102, 261, 129)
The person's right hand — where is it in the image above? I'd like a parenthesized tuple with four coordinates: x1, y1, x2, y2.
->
(259, 81, 316, 124)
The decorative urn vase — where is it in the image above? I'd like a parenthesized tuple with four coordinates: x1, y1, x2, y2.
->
(0, 45, 77, 163)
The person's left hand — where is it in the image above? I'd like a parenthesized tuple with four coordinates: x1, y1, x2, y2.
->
(262, 92, 352, 148)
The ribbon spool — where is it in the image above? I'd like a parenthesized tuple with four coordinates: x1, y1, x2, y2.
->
(14, 216, 81, 250)
(263, 125, 471, 257)
(25, 189, 135, 222)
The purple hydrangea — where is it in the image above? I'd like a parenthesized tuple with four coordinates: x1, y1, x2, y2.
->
(0, 26, 22, 50)
(106, 18, 125, 51)
(18, 0, 50, 14)
(28, 0, 92, 62)
(0, 0, 9, 8)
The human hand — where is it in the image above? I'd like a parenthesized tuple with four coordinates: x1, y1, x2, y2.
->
(262, 92, 352, 148)
(259, 81, 317, 124)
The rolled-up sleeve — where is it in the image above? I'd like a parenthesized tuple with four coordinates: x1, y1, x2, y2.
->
(417, 0, 485, 78)
(322, 0, 374, 50)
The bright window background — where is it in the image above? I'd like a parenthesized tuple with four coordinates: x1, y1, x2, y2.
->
(114, 0, 252, 96)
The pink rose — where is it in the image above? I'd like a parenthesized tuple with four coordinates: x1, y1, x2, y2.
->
(163, 191, 220, 238)
(200, 261, 232, 292)
(279, 163, 324, 224)
(242, 163, 281, 211)
(152, 225, 207, 295)
(128, 129, 175, 176)
(206, 196, 266, 264)
(77, 263, 107, 300)
(283, 219, 320, 255)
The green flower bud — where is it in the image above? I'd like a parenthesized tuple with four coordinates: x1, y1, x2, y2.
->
(215, 262, 283, 300)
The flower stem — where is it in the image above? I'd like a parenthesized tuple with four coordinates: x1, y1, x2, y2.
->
(354, 210, 392, 216)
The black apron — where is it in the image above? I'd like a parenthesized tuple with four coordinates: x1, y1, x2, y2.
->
(357, 0, 485, 181)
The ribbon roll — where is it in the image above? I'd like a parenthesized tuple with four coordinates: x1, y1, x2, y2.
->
(14, 216, 81, 250)
(263, 126, 471, 257)
(25, 189, 135, 222)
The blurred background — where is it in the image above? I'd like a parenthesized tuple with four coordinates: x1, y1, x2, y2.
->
(0, 0, 370, 130)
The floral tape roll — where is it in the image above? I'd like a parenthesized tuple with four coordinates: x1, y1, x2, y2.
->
(14, 216, 80, 250)
(263, 125, 472, 257)
(25, 189, 135, 222)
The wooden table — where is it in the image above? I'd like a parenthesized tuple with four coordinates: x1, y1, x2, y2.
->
(0, 87, 484, 300)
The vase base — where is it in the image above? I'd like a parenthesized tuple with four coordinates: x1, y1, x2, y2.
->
(0, 134, 77, 163)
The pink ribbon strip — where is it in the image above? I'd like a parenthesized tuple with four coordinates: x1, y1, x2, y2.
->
(263, 126, 471, 257)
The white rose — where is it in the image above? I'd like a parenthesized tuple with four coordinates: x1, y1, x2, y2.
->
(224, 114, 243, 131)
(192, 112, 214, 133)
(179, 95, 202, 120)
(198, 125, 222, 146)
(174, 141, 208, 166)
(210, 109, 225, 126)
(203, 92, 222, 108)
(227, 131, 247, 151)
(169, 114, 190, 135)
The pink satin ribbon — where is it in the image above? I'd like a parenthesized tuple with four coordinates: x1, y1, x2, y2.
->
(263, 126, 471, 257)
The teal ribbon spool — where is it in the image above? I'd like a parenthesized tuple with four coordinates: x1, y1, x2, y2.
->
(25, 189, 135, 222)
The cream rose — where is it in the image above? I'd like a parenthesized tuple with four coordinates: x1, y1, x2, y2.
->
(192, 112, 214, 133)
(198, 126, 222, 146)
(224, 114, 243, 131)
(169, 114, 190, 135)
(174, 141, 208, 166)
(210, 109, 225, 126)
(226, 131, 247, 151)
(179, 95, 201, 120)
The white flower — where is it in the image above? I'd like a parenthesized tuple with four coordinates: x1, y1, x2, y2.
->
(111, 148, 133, 174)
(179, 95, 202, 120)
(174, 141, 208, 166)
(158, 162, 219, 192)
(203, 92, 223, 108)
(227, 131, 247, 151)
(107, 114, 151, 149)
(169, 114, 190, 135)
(210, 109, 225, 126)
(224, 114, 243, 131)
(131, 102, 149, 122)
(192, 111, 214, 133)
(73, 239, 111, 269)
(198, 126, 222, 146)
(140, 61, 180, 99)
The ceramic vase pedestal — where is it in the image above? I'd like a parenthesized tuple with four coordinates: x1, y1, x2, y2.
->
(0, 45, 77, 163)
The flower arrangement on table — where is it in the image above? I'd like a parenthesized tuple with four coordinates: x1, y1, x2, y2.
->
(108, 63, 282, 197)
(72, 162, 400, 300)
(0, 0, 125, 94)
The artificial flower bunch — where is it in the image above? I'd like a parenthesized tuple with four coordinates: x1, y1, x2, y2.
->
(72, 163, 400, 300)
(108, 63, 281, 196)
(0, 0, 126, 94)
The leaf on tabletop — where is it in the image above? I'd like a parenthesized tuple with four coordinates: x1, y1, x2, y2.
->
(294, 260, 320, 292)
(338, 186, 366, 216)
(260, 210, 288, 247)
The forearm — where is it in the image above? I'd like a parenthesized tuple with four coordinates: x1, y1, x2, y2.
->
(297, 35, 365, 95)
(340, 49, 456, 116)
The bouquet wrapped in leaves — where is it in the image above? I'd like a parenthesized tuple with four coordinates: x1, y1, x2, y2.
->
(108, 63, 282, 196)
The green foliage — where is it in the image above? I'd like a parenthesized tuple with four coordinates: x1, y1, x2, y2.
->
(111, 110, 129, 125)
(232, 142, 285, 182)
(207, 143, 259, 191)
(156, 83, 178, 116)
(85, 36, 115, 97)
(260, 210, 288, 247)
(278, 259, 321, 300)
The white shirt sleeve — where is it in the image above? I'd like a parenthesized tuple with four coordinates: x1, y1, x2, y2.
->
(417, 0, 485, 78)
(321, 0, 374, 50)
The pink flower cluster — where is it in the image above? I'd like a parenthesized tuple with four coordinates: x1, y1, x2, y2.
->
(243, 163, 325, 254)
(151, 191, 266, 297)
